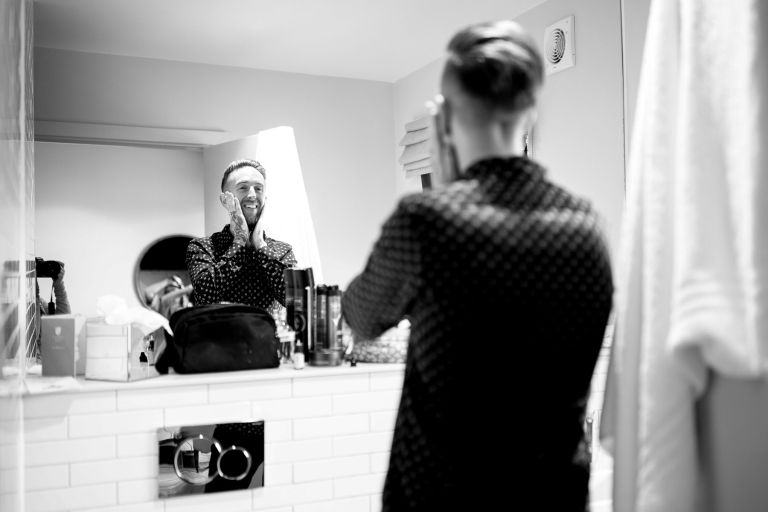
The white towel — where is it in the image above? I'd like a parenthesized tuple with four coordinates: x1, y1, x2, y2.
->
(602, 0, 768, 511)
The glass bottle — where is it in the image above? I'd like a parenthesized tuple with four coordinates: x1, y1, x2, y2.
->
(293, 340, 305, 369)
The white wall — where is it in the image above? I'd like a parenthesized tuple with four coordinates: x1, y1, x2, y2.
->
(34, 49, 395, 289)
(517, 0, 626, 258)
(34, 142, 206, 316)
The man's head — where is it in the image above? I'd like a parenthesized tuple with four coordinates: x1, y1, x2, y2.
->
(439, 20, 544, 159)
(220, 159, 267, 229)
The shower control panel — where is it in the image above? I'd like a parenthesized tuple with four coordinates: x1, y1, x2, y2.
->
(157, 420, 265, 498)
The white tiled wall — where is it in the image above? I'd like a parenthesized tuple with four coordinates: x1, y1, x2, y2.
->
(19, 370, 403, 512)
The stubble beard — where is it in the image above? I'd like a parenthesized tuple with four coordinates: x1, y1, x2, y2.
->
(242, 205, 262, 231)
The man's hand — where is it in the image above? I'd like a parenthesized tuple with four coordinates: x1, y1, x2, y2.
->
(54, 262, 65, 283)
(251, 197, 268, 249)
(220, 192, 249, 247)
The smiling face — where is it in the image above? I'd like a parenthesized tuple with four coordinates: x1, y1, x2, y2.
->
(224, 166, 266, 228)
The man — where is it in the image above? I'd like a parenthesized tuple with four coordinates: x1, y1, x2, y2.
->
(342, 21, 614, 511)
(187, 159, 296, 309)
(33, 259, 71, 360)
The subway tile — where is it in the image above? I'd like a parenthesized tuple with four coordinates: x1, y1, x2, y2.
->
(0, 468, 18, 494)
(117, 432, 157, 458)
(0, 464, 69, 494)
(369, 453, 390, 474)
(369, 372, 404, 391)
(0, 420, 21, 446)
(0, 493, 21, 512)
(265, 439, 333, 464)
(117, 478, 157, 504)
(333, 432, 393, 456)
(77, 503, 165, 512)
(259, 395, 333, 421)
(294, 455, 369, 483)
(0, 441, 21, 470)
(26, 436, 116, 467)
(369, 411, 397, 433)
(293, 414, 368, 440)
(0, 397, 21, 423)
(252, 480, 333, 508)
(164, 401, 252, 427)
(71, 456, 156, 486)
(24, 391, 116, 418)
(294, 495, 370, 512)
(69, 410, 163, 438)
(370, 493, 383, 512)
(22, 464, 69, 491)
(332, 391, 400, 415)
(164, 489, 252, 512)
(25, 482, 116, 512)
(208, 379, 292, 402)
(333, 473, 386, 498)
(265, 419, 292, 443)
(293, 375, 370, 397)
(117, 386, 207, 410)
(264, 462, 293, 486)
(23, 416, 68, 442)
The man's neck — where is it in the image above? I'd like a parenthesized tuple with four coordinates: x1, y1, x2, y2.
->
(455, 121, 527, 173)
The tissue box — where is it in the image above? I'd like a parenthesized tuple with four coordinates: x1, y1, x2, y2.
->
(41, 314, 86, 377)
(85, 318, 159, 382)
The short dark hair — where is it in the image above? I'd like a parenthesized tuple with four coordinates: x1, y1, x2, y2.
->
(220, 159, 267, 191)
(443, 20, 544, 113)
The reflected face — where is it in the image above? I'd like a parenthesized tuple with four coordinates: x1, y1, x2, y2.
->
(225, 166, 266, 227)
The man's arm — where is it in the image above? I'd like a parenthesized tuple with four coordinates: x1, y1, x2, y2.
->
(341, 200, 421, 340)
(186, 237, 247, 305)
(256, 243, 297, 307)
(52, 264, 70, 314)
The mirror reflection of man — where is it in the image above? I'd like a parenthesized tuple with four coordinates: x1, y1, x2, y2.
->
(32, 259, 71, 361)
(186, 159, 297, 309)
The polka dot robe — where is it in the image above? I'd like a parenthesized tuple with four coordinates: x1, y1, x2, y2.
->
(342, 157, 614, 511)
(186, 226, 297, 310)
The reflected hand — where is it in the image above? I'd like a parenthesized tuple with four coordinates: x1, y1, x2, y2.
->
(54, 262, 65, 283)
(426, 94, 459, 187)
(251, 197, 267, 250)
(220, 192, 249, 246)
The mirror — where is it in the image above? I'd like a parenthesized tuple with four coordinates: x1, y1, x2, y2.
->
(134, 234, 194, 318)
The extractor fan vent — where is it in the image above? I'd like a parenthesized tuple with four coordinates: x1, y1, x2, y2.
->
(544, 15, 575, 75)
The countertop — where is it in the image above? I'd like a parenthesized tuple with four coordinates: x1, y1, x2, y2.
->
(9, 361, 405, 396)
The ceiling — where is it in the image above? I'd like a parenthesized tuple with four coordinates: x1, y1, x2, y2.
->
(34, 0, 546, 83)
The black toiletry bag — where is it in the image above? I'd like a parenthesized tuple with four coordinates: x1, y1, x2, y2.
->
(155, 303, 279, 374)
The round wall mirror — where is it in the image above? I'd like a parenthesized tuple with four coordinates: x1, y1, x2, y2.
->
(134, 234, 195, 318)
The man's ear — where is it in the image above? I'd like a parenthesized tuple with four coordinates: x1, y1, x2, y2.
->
(219, 192, 227, 208)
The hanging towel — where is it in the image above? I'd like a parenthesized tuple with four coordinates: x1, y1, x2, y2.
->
(602, 0, 768, 511)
